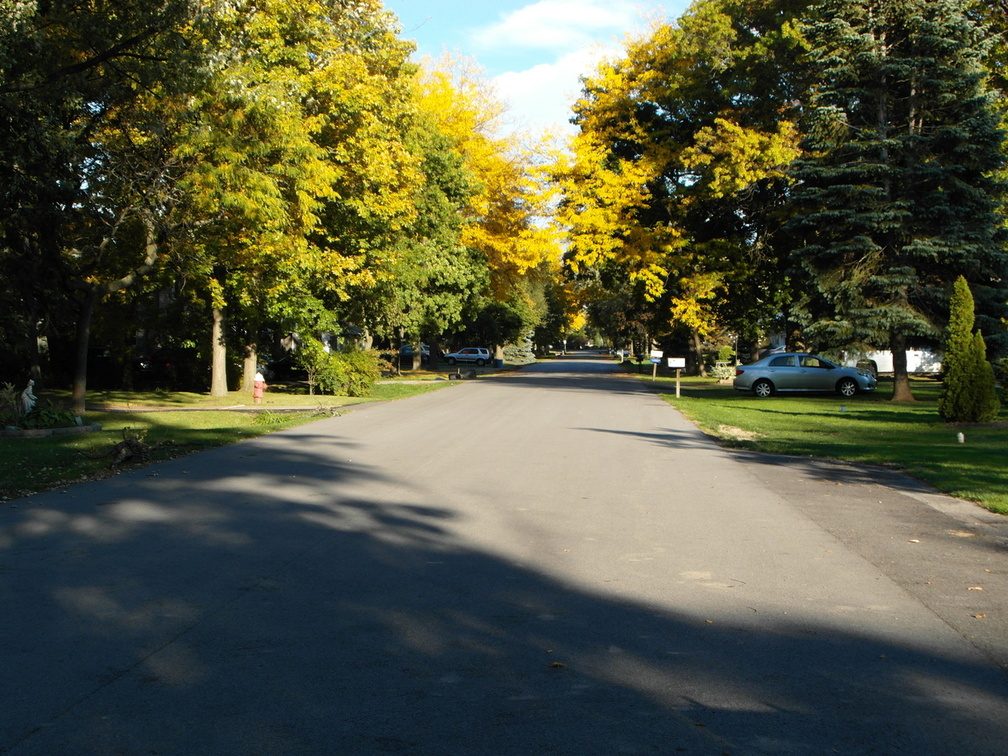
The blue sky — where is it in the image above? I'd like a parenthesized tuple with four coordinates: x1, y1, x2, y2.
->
(385, 0, 692, 135)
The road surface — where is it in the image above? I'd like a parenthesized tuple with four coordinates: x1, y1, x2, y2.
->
(2, 354, 1006, 754)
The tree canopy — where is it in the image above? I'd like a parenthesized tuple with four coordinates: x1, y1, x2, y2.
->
(0, 1, 560, 403)
(557, 0, 1007, 396)
(3, 0, 1006, 407)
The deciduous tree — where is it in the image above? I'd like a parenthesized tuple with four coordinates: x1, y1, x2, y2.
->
(0, 0, 210, 411)
(558, 0, 808, 369)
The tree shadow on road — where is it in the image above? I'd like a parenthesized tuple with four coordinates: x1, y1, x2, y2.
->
(2, 425, 1007, 755)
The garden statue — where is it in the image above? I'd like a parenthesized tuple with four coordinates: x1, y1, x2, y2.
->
(20, 379, 37, 415)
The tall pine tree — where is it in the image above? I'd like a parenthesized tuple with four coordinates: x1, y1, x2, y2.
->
(791, 0, 1008, 401)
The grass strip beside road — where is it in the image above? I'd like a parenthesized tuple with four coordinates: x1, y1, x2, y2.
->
(654, 376, 1008, 515)
(0, 381, 452, 502)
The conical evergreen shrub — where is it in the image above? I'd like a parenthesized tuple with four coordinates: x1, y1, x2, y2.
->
(939, 277, 1001, 422)
(970, 331, 1001, 423)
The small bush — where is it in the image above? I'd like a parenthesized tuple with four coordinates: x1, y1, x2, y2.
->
(315, 348, 381, 397)
(939, 277, 1001, 423)
(0, 383, 19, 427)
(252, 410, 284, 426)
(716, 345, 735, 363)
(22, 407, 82, 429)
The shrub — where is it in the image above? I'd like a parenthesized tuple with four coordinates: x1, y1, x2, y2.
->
(315, 348, 381, 397)
(939, 276, 1001, 423)
(252, 410, 284, 426)
(0, 383, 19, 427)
(22, 407, 82, 429)
(969, 331, 1001, 422)
(340, 349, 381, 397)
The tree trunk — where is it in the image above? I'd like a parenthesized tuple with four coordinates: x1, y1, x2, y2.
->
(121, 352, 135, 391)
(392, 326, 404, 376)
(71, 289, 99, 415)
(691, 328, 707, 377)
(26, 312, 43, 387)
(241, 344, 257, 393)
(890, 332, 916, 402)
(210, 307, 228, 397)
(70, 211, 163, 411)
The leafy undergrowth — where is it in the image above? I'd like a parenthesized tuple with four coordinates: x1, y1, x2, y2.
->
(658, 378, 1008, 515)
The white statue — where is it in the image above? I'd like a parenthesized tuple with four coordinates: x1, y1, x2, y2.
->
(20, 379, 37, 415)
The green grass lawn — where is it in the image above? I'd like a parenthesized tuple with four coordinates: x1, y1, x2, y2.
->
(0, 381, 453, 501)
(650, 374, 1008, 515)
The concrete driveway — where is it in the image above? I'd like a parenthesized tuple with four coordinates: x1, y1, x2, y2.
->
(1, 353, 1006, 755)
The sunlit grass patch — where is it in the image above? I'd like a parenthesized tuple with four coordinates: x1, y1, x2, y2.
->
(658, 377, 1008, 515)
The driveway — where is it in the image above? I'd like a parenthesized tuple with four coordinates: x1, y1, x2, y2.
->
(1, 353, 1006, 755)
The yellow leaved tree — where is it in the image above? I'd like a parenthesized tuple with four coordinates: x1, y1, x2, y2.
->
(557, 0, 807, 367)
(415, 57, 562, 357)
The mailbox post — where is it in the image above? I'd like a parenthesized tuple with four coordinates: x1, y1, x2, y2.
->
(667, 357, 686, 396)
(649, 349, 664, 379)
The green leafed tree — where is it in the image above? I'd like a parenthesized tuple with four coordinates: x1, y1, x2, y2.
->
(0, 0, 207, 411)
(791, 0, 1008, 402)
(172, 0, 420, 396)
(938, 276, 1000, 423)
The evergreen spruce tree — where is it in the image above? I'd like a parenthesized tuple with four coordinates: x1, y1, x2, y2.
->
(791, 0, 1008, 402)
(939, 276, 1000, 422)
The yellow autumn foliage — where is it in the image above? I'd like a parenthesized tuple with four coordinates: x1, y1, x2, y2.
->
(415, 58, 560, 297)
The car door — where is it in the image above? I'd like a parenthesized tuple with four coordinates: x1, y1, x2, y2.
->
(797, 355, 837, 391)
(766, 355, 799, 389)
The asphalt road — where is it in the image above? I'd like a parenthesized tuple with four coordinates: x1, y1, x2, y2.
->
(2, 353, 1007, 755)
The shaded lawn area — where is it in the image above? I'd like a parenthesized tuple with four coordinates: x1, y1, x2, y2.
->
(655, 377, 1008, 516)
(0, 381, 452, 501)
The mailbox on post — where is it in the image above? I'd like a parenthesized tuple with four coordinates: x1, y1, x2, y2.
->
(667, 357, 686, 396)
(648, 350, 664, 379)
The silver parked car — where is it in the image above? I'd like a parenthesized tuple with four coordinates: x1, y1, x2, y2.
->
(733, 352, 877, 398)
(444, 347, 492, 366)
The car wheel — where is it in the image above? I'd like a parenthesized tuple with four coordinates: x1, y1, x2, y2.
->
(837, 378, 858, 398)
(446, 357, 457, 365)
(475, 359, 486, 366)
(753, 379, 774, 398)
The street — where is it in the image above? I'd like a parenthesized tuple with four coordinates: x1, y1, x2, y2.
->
(2, 353, 1007, 755)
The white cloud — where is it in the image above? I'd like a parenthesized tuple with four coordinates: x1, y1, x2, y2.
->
(470, 1, 684, 136)
(493, 45, 616, 135)
(472, 0, 643, 52)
